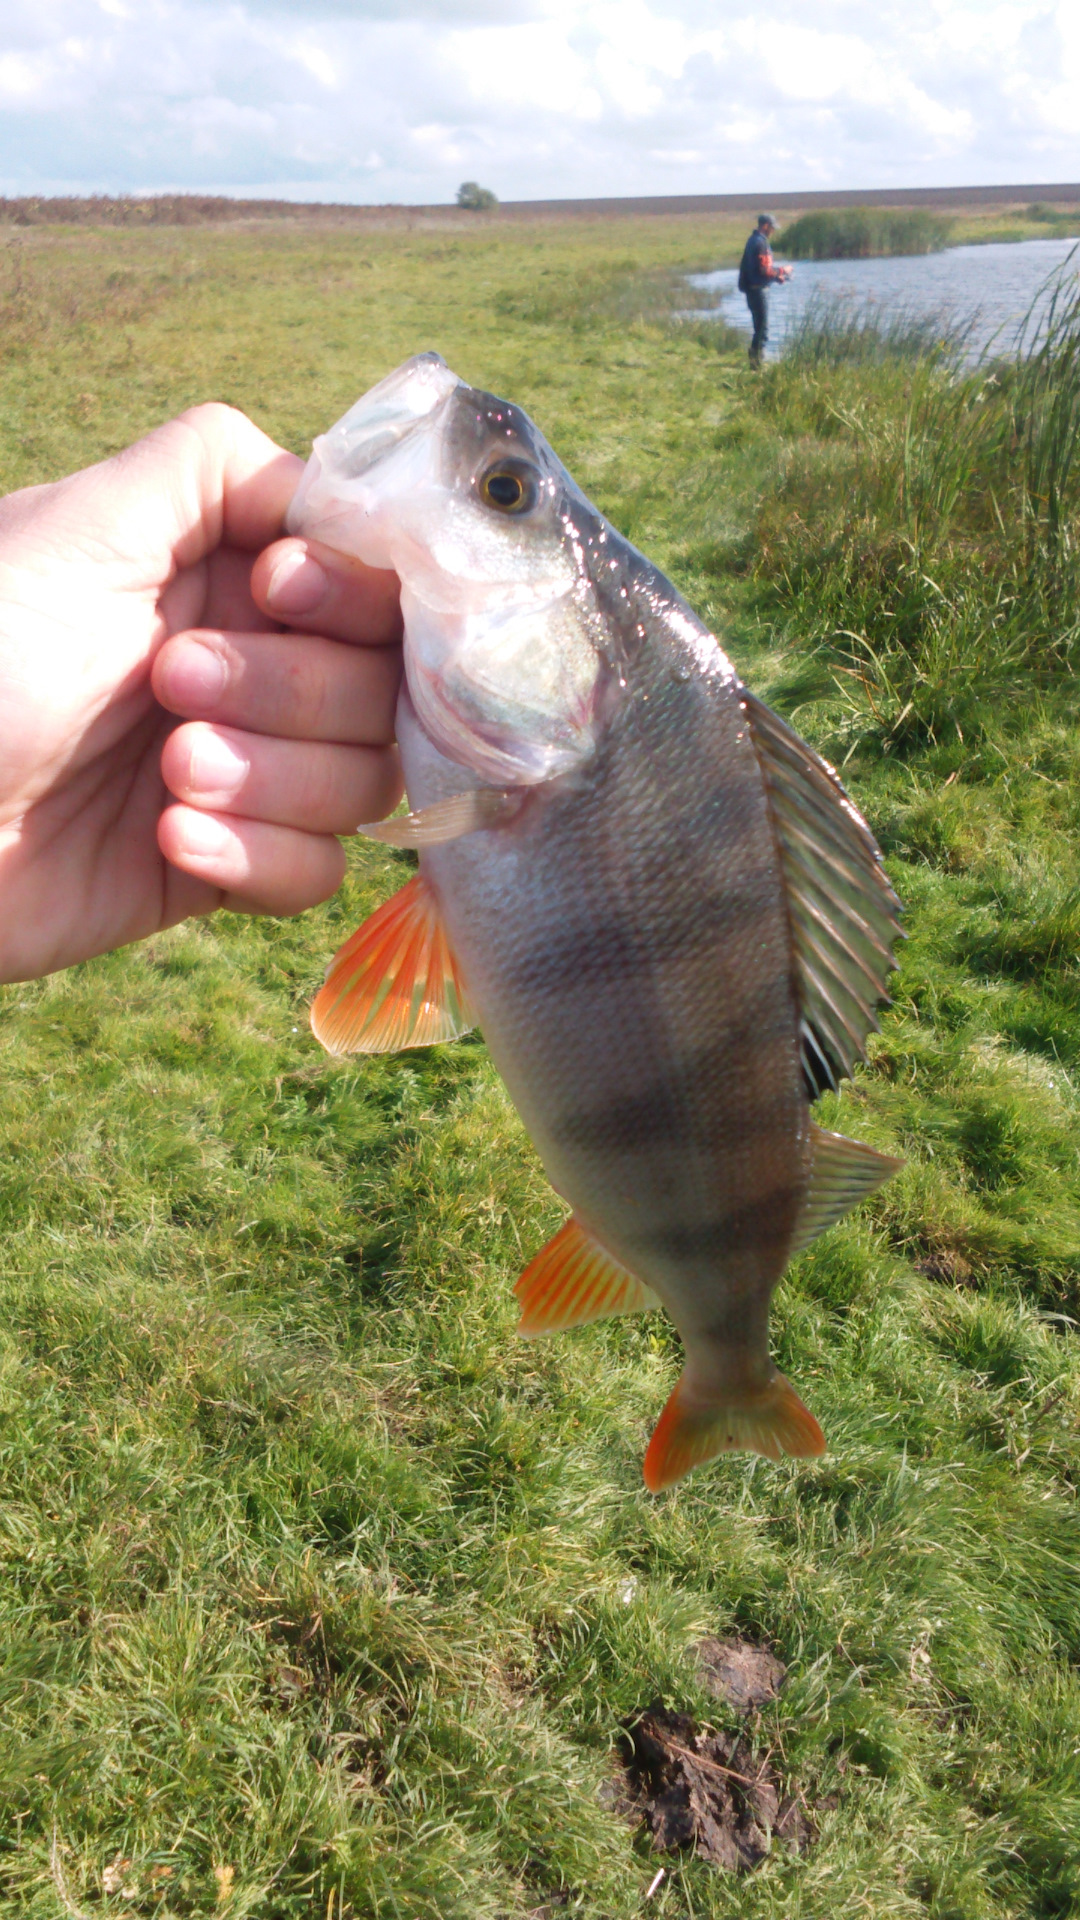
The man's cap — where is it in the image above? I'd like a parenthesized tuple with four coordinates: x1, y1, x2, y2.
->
(757, 212, 776, 228)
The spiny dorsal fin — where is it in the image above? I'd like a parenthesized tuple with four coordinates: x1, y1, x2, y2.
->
(742, 688, 902, 1091)
(515, 1217, 661, 1337)
(311, 874, 476, 1055)
(788, 1122, 903, 1259)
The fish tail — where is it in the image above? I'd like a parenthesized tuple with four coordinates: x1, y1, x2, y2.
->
(642, 1365, 825, 1491)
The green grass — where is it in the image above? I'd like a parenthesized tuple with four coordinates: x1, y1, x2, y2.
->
(949, 204, 1080, 248)
(777, 209, 953, 261)
(750, 271, 1080, 751)
(2, 216, 1080, 1918)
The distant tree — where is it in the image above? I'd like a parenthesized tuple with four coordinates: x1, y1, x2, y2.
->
(456, 182, 498, 211)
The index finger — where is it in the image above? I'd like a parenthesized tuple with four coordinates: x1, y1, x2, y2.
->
(0, 403, 305, 593)
(105, 404, 305, 572)
(252, 535, 402, 649)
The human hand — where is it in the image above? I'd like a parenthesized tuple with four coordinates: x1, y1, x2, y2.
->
(0, 404, 402, 984)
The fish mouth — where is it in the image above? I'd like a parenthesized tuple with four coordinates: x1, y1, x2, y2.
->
(293, 352, 462, 500)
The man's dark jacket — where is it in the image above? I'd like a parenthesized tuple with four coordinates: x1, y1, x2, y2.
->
(738, 230, 777, 293)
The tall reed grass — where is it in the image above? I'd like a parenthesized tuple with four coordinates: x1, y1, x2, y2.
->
(778, 208, 953, 261)
(780, 291, 973, 368)
(1014, 262, 1080, 588)
(753, 263, 1080, 750)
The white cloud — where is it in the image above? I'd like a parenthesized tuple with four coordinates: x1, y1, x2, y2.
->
(766, 26, 868, 102)
(0, 0, 1076, 203)
(441, 21, 598, 120)
(0, 54, 47, 101)
(293, 43, 339, 90)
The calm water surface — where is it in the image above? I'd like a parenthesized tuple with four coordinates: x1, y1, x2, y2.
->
(688, 236, 1080, 360)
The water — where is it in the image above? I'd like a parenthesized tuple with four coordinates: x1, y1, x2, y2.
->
(688, 236, 1080, 362)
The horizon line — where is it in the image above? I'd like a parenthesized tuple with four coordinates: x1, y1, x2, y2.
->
(1, 181, 1079, 219)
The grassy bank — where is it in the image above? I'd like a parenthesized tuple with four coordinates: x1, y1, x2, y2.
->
(754, 274, 1080, 746)
(777, 203, 1080, 258)
(943, 203, 1080, 248)
(2, 218, 1080, 1918)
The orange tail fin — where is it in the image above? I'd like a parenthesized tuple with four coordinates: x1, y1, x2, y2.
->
(642, 1368, 825, 1491)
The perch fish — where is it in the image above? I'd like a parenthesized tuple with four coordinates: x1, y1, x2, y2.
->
(288, 354, 903, 1490)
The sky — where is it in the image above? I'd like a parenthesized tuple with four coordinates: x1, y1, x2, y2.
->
(0, 0, 1077, 206)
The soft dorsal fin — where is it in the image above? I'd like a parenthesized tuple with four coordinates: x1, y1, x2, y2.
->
(742, 689, 903, 1092)
(515, 1217, 661, 1337)
(788, 1122, 903, 1259)
(311, 874, 476, 1055)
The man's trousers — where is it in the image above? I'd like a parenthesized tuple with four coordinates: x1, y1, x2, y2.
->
(745, 287, 768, 364)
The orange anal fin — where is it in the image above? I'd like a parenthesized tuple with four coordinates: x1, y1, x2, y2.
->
(515, 1218, 660, 1338)
(642, 1369, 825, 1491)
(311, 874, 476, 1056)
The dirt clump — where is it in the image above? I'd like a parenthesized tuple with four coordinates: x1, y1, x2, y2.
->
(692, 1635, 786, 1713)
(622, 1704, 813, 1872)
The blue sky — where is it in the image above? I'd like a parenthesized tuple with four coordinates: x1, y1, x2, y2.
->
(0, 0, 1077, 204)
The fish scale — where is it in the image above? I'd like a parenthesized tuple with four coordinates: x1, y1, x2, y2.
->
(290, 352, 904, 1489)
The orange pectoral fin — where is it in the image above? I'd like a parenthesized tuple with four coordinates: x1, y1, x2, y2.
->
(359, 788, 520, 847)
(642, 1369, 826, 1491)
(515, 1218, 661, 1337)
(311, 874, 476, 1056)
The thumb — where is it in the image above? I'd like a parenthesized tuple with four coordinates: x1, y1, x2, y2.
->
(0, 403, 303, 595)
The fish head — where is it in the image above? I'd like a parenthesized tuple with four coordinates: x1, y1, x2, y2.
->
(287, 353, 463, 565)
(288, 354, 622, 786)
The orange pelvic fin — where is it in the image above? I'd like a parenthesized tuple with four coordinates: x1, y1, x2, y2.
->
(515, 1217, 660, 1338)
(642, 1367, 825, 1491)
(311, 874, 475, 1056)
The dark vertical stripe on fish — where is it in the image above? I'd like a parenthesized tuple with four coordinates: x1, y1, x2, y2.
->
(636, 1187, 804, 1261)
(508, 876, 783, 997)
(551, 1001, 799, 1154)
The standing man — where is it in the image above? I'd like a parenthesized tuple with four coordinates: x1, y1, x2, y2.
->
(737, 213, 791, 366)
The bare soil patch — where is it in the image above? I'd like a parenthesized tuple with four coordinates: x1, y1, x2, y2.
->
(693, 1634, 787, 1713)
(610, 1639, 821, 1873)
(622, 1705, 815, 1871)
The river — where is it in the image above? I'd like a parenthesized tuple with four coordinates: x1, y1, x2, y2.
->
(687, 235, 1080, 361)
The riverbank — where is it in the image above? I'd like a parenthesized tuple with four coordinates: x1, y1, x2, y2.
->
(690, 235, 1080, 363)
(1, 219, 1079, 1918)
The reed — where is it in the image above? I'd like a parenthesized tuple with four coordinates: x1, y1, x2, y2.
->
(1012, 259, 1080, 586)
(778, 207, 953, 260)
(780, 290, 973, 368)
(752, 263, 1080, 749)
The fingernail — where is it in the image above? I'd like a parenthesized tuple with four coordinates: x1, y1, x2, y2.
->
(188, 731, 249, 799)
(266, 547, 329, 617)
(178, 810, 231, 858)
(159, 638, 227, 712)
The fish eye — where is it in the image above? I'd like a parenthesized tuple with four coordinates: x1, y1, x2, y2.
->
(478, 459, 539, 515)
